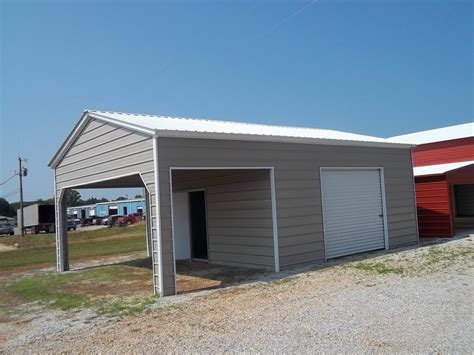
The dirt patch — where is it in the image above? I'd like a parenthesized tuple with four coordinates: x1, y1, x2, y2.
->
(0, 244, 16, 252)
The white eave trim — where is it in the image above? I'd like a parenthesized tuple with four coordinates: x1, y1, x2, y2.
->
(413, 161, 474, 177)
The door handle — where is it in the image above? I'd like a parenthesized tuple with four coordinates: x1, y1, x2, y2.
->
(378, 214, 384, 217)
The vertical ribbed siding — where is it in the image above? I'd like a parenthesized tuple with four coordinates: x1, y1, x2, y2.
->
(413, 137, 474, 167)
(415, 175, 454, 237)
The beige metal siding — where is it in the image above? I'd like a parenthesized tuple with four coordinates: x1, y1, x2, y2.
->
(172, 170, 274, 269)
(53, 119, 168, 294)
(158, 138, 418, 269)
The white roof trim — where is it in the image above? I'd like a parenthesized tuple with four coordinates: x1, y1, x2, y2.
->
(49, 109, 413, 168)
(413, 161, 474, 177)
(67, 198, 145, 210)
(389, 122, 473, 145)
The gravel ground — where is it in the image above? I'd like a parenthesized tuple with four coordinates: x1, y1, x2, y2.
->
(3, 237, 473, 353)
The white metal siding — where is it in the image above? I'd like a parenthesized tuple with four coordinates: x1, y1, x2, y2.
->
(321, 169, 386, 259)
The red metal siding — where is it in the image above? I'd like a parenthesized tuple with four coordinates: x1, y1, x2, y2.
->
(412, 137, 474, 167)
(415, 175, 454, 237)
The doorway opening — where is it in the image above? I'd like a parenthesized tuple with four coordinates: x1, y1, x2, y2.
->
(189, 190, 208, 261)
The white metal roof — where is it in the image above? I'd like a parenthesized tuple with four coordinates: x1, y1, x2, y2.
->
(413, 161, 474, 177)
(388, 122, 473, 145)
(88, 110, 411, 145)
(49, 109, 413, 168)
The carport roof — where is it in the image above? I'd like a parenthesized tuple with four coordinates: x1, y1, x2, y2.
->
(413, 160, 474, 177)
(388, 122, 473, 145)
(49, 109, 413, 168)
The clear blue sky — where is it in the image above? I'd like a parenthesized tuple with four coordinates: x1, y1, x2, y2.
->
(1, 0, 472, 202)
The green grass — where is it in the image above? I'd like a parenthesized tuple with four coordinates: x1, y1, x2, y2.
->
(352, 262, 404, 275)
(0, 224, 146, 248)
(0, 224, 157, 317)
(0, 225, 147, 269)
(351, 243, 474, 275)
(425, 245, 473, 266)
(272, 276, 298, 285)
(96, 296, 156, 317)
(2, 265, 155, 315)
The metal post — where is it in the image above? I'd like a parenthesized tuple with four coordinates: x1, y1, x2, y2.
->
(18, 157, 25, 237)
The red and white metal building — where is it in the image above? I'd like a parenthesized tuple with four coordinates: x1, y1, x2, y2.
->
(390, 123, 473, 237)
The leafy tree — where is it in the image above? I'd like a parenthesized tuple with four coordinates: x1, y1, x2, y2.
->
(134, 194, 143, 199)
(0, 198, 16, 217)
(65, 189, 81, 207)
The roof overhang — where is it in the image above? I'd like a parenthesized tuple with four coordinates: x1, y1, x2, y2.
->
(413, 161, 474, 177)
(49, 110, 414, 169)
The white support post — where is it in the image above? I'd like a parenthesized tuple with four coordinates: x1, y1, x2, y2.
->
(145, 190, 152, 258)
(270, 168, 280, 273)
(152, 137, 164, 296)
(55, 187, 69, 272)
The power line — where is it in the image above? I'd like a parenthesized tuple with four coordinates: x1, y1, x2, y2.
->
(0, 188, 20, 199)
(0, 173, 16, 186)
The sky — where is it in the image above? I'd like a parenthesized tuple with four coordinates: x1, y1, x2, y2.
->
(0, 0, 472, 202)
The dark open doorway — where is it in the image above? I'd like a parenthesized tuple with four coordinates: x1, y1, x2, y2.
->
(189, 190, 208, 260)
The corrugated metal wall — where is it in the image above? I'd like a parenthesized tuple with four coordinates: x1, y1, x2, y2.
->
(158, 137, 418, 269)
(415, 175, 454, 237)
(412, 137, 474, 167)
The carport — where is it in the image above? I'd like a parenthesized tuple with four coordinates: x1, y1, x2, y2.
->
(50, 110, 418, 297)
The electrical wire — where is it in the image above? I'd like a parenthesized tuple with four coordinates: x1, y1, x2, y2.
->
(0, 188, 20, 199)
(0, 173, 16, 186)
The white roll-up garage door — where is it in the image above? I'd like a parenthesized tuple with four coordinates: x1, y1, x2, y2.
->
(321, 168, 387, 259)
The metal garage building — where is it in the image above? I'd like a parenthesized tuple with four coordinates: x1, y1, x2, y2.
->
(390, 122, 473, 237)
(49, 110, 419, 296)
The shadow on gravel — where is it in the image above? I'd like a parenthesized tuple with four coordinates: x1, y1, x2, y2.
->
(62, 233, 473, 296)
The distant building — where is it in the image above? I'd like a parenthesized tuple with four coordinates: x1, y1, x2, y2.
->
(67, 198, 146, 219)
(390, 123, 473, 237)
(0, 215, 16, 225)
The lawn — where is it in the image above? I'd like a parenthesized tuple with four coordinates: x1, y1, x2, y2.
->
(0, 224, 147, 269)
(0, 224, 155, 319)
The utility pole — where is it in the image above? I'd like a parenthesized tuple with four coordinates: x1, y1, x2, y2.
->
(18, 157, 25, 238)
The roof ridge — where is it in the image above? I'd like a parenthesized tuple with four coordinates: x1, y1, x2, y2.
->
(86, 109, 383, 139)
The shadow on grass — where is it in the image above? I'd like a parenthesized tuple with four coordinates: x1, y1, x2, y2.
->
(51, 234, 473, 296)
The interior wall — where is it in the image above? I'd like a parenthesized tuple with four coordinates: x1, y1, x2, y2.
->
(172, 169, 274, 269)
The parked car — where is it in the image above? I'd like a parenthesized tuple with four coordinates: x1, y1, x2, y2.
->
(121, 214, 137, 225)
(92, 217, 104, 225)
(0, 220, 14, 236)
(80, 218, 94, 227)
(67, 220, 76, 231)
(102, 216, 110, 225)
(130, 212, 143, 221)
(107, 215, 123, 227)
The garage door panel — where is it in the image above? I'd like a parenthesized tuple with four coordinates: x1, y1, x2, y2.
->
(321, 169, 386, 259)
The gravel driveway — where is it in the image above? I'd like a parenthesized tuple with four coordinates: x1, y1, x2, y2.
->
(3, 237, 473, 353)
